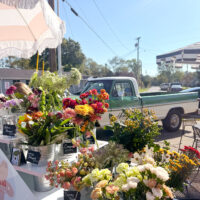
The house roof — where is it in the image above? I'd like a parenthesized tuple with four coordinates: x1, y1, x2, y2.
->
(0, 68, 41, 80)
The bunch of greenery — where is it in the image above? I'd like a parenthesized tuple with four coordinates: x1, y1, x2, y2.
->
(18, 112, 73, 146)
(105, 109, 160, 153)
(93, 141, 130, 171)
(29, 69, 81, 112)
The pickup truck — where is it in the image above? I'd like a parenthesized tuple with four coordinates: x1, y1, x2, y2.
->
(79, 77, 199, 132)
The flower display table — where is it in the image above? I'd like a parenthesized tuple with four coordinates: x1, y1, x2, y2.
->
(0, 135, 108, 199)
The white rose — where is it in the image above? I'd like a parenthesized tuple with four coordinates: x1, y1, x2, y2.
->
(137, 165, 145, 172)
(128, 181, 137, 189)
(127, 177, 140, 183)
(122, 184, 129, 191)
(146, 191, 155, 200)
(152, 187, 163, 198)
(156, 167, 169, 181)
(144, 163, 154, 171)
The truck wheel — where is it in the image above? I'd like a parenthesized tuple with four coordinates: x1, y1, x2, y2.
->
(162, 110, 182, 132)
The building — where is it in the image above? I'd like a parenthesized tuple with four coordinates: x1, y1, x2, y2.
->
(0, 68, 89, 94)
(0, 68, 39, 94)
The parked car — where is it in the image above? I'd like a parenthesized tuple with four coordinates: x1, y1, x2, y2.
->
(160, 83, 170, 91)
(168, 82, 182, 92)
(79, 77, 199, 132)
(180, 87, 200, 97)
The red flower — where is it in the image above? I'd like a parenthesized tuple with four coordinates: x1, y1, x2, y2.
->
(105, 103, 109, 108)
(56, 112, 63, 119)
(80, 99, 88, 105)
(91, 89, 98, 95)
(6, 85, 17, 95)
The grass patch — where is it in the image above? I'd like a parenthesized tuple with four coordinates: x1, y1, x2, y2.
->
(139, 88, 149, 93)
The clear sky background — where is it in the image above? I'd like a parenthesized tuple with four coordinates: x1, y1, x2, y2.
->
(59, 0, 200, 76)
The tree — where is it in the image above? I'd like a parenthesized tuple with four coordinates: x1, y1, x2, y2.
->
(62, 38, 85, 72)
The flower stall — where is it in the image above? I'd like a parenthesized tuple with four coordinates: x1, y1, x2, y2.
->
(0, 71, 200, 199)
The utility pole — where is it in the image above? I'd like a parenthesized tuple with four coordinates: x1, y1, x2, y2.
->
(57, 0, 62, 75)
(135, 37, 142, 84)
(48, 0, 57, 72)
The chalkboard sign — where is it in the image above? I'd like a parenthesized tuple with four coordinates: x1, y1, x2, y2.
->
(83, 135, 95, 144)
(64, 191, 81, 200)
(63, 142, 77, 154)
(26, 150, 41, 165)
(3, 124, 16, 136)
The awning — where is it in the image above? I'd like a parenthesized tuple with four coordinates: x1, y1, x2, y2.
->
(156, 42, 200, 67)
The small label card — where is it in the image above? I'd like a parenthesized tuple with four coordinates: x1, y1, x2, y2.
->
(10, 147, 26, 166)
(63, 142, 77, 154)
(64, 191, 81, 200)
(3, 124, 16, 136)
(26, 150, 41, 165)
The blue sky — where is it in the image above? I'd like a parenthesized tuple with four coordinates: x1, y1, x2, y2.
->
(59, 0, 200, 76)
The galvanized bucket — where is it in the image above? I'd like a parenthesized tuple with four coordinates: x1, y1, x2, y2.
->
(27, 143, 55, 167)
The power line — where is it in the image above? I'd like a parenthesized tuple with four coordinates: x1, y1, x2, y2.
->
(92, 0, 130, 51)
(63, 0, 118, 56)
(121, 48, 137, 59)
(61, 2, 75, 38)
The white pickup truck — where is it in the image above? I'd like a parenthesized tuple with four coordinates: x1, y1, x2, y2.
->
(80, 77, 199, 132)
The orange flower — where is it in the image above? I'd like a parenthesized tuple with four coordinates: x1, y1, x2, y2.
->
(105, 103, 109, 108)
(96, 180, 108, 188)
(163, 185, 174, 199)
(105, 185, 119, 194)
(91, 188, 102, 200)
(32, 111, 44, 120)
(100, 89, 106, 94)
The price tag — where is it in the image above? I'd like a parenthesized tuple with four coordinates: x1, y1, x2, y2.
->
(3, 124, 16, 136)
(26, 150, 41, 165)
(64, 191, 81, 200)
(10, 148, 26, 166)
(63, 142, 77, 154)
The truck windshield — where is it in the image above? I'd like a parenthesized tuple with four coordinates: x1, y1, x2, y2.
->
(81, 80, 113, 94)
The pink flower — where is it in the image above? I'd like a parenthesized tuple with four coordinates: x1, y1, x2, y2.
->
(63, 108, 76, 119)
(80, 148, 87, 154)
(85, 131, 92, 138)
(88, 146, 94, 152)
(6, 85, 17, 95)
(72, 117, 84, 125)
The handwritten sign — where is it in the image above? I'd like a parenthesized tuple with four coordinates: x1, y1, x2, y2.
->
(63, 142, 77, 154)
(3, 124, 16, 136)
(26, 150, 41, 165)
(64, 191, 81, 200)
(0, 149, 36, 200)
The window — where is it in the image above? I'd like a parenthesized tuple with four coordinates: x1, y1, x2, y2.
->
(81, 80, 113, 94)
(26, 80, 30, 85)
(112, 81, 134, 97)
(13, 80, 20, 84)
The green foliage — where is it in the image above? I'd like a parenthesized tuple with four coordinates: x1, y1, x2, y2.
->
(93, 141, 130, 170)
(105, 109, 160, 153)
(18, 114, 73, 146)
(29, 69, 81, 112)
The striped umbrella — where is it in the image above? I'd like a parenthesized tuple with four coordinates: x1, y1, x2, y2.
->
(0, 0, 65, 59)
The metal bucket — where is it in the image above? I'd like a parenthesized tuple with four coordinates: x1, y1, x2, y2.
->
(27, 144, 55, 167)
(33, 175, 53, 192)
(55, 140, 77, 160)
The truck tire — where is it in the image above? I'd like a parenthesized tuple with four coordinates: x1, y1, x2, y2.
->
(162, 110, 182, 132)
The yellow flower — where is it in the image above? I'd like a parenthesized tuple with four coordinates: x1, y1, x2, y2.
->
(110, 115, 117, 123)
(75, 105, 94, 116)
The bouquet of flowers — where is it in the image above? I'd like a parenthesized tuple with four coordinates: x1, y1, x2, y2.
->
(62, 89, 109, 144)
(82, 162, 173, 200)
(45, 145, 97, 191)
(18, 111, 73, 146)
(105, 108, 160, 153)
(0, 86, 23, 111)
